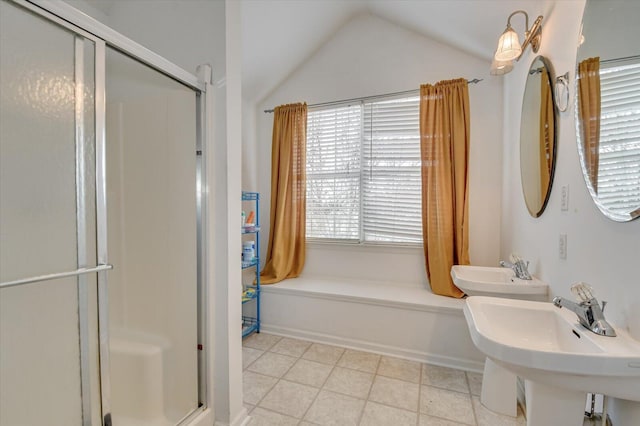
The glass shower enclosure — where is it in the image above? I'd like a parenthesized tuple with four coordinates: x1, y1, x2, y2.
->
(0, 1, 205, 424)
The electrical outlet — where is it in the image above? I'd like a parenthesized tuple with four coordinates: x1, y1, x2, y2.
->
(561, 185, 569, 211)
(559, 234, 567, 259)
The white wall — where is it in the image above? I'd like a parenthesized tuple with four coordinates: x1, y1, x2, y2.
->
(250, 12, 503, 287)
(499, 0, 640, 420)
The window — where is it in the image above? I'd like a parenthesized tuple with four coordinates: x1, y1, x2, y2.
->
(598, 62, 640, 214)
(306, 96, 422, 244)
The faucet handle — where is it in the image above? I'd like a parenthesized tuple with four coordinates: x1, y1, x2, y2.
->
(571, 282, 594, 303)
(601, 300, 607, 312)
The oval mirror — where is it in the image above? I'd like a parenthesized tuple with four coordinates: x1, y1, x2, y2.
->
(520, 56, 557, 217)
(575, 0, 640, 221)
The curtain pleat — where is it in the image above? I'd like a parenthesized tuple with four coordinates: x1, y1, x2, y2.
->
(578, 57, 601, 192)
(419, 79, 470, 298)
(261, 103, 308, 284)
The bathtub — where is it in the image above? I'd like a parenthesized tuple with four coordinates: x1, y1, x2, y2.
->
(109, 329, 173, 426)
(260, 276, 485, 372)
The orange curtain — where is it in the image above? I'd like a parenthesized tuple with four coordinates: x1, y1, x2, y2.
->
(419, 79, 470, 298)
(261, 103, 307, 284)
(539, 69, 555, 200)
(578, 57, 601, 192)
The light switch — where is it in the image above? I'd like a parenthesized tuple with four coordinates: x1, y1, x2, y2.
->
(559, 234, 567, 259)
(561, 185, 569, 211)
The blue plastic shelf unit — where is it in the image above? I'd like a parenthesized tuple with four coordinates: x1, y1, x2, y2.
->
(241, 191, 260, 338)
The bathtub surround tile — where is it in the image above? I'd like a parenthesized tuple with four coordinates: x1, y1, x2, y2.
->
(258, 379, 319, 418)
(247, 407, 299, 426)
(472, 396, 525, 426)
(377, 356, 422, 383)
(304, 390, 365, 425)
(270, 337, 312, 357)
(337, 349, 380, 373)
(420, 386, 475, 425)
(360, 401, 418, 426)
(247, 352, 297, 378)
(466, 372, 483, 396)
(243, 347, 264, 369)
(302, 342, 345, 365)
(243, 371, 278, 405)
(243, 333, 282, 351)
(422, 364, 469, 394)
(324, 366, 374, 399)
(419, 414, 470, 425)
(284, 358, 333, 388)
(368, 375, 420, 412)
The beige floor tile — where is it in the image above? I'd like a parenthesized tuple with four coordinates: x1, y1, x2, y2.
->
(420, 385, 475, 425)
(247, 351, 297, 378)
(243, 333, 282, 351)
(303, 390, 365, 425)
(472, 396, 525, 426)
(377, 356, 422, 383)
(337, 349, 380, 373)
(243, 347, 264, 369)
(248, 407, 299, 426)
(244, 403, 255, 413)
(302, 343, 345, 365)
(323, 366, 374, 399)
(270, 337, 312, 357)
(360, 401, 418, 426)
(284, 358, 333, 388)
(419, 414, 471, 425)
(258, 380, 319, 418)
(466, 372, 483, 396)
(243, 371, 278, 405)
(369, 375, 420, 412)
(422, 364, 469, 394)
(299, 422, 317, 426)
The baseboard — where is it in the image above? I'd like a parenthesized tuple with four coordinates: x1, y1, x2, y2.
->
(214, 407, 249, 426)
(261, 323, 485, 373)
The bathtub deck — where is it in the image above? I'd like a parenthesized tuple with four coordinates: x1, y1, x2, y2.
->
(259, 276, 485, 372)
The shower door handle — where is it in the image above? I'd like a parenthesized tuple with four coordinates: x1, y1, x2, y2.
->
(0, 264, 113, 289)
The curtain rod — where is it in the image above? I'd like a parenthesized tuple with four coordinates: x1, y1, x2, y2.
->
(600, 54, 640, 65)
(263, 78, 483, 113)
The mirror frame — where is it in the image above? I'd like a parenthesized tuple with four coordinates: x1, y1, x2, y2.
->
(520, 55, 558, 218)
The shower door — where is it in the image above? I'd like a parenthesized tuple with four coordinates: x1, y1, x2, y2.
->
(0, 0, 105, 424)
(105, 47, 200, 425)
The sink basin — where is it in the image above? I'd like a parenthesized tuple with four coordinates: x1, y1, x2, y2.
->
(464, 296, 640, 402)
(451, 265, 547, 301)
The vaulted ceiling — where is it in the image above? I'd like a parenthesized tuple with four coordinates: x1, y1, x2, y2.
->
(241, 0, 547, 103)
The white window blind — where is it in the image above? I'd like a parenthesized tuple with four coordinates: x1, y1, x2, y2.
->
(363, 97, 422, 243)
(598, 62, 640, 214)
(306, 105, 361, 240)
(305, 96, 422, 243)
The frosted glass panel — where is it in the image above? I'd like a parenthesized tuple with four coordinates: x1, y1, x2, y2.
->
(105, 47, 198, 424)
(0, 1, 95, 424)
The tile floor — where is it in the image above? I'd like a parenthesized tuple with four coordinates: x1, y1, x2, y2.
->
(242, 333, 527, 426)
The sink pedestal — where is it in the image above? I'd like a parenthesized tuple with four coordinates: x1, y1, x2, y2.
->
(524, 380, 586, 426)
(481, 358, 517, 416)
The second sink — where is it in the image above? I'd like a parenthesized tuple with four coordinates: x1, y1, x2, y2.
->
(451, 265, 548, 301)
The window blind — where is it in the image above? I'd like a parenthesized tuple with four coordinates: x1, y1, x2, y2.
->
(306, 105, 361, 240)
(598, 63, 640, 214)
(363, 97, 422, 243)
(305, 96, 422, 243)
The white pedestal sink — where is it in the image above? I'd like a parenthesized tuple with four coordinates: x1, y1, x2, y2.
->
(463, 296, 640, 426)
(451, 265, 548, 301)
(451, 265, 549, 416)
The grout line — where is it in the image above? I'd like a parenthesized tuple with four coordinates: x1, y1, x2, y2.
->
(416, 362, 423, 426)
(355, 353, 382, 425)
(466, 372, 480, 426)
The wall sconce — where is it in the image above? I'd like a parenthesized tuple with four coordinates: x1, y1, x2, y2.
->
(491, 10, 543, 75)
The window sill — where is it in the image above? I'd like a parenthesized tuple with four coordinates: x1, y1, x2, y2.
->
(306, 239, 422, 254)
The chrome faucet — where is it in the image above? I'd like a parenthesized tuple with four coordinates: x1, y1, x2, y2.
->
(553, 283, 616, 337)
(499, 254, 532, 280)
